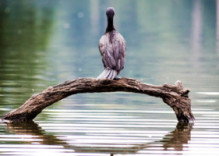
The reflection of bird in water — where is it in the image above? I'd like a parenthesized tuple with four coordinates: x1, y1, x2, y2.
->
(97, 7, 126, 80)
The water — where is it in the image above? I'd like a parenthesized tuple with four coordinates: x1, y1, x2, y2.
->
(0, 0, 219, 155)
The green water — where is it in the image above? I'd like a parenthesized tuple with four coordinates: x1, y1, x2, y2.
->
(0, 0, 219, 155)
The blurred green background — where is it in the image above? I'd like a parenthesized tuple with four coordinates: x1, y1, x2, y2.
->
(0, 0, 218, 110)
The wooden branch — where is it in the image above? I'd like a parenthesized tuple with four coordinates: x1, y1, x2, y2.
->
(1, 78, 194, 123)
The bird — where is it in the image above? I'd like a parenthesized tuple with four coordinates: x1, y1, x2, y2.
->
(96, 7, 126, 80)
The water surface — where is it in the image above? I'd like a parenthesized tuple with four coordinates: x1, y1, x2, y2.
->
(0, 0, 219, 155)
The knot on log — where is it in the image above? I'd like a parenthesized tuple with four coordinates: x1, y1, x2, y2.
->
(1, 78, 194, 123)
(163, 80, 190, 97)
(162, 81, 194, 122)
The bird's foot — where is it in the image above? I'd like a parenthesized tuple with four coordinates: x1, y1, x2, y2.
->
(114, 76, 120, 80)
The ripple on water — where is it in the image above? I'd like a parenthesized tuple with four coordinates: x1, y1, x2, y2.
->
(196, 92, 219, 96)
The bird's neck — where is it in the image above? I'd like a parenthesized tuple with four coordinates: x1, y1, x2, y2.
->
(106, 16, 115, 33)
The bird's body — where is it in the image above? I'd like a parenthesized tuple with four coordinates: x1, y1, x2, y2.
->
(97, 7, 126, 80)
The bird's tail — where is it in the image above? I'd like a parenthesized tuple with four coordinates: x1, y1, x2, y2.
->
(96, 69, 117, 80)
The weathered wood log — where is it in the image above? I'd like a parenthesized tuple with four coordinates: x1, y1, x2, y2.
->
(1, 78, 194, 123)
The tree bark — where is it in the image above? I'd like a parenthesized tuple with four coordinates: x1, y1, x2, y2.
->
(1, 78, 194, 123)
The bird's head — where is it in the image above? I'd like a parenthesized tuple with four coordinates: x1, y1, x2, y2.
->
(106, 7, 115, 18)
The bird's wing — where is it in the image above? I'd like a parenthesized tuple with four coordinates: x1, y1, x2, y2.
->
(99, 35, 116, 69)
(113, 33, 126, 72)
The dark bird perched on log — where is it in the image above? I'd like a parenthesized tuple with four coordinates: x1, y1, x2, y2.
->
(97, 7, 126, 80)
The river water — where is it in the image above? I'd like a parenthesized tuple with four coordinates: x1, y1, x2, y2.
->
(0, 0, 219, 155)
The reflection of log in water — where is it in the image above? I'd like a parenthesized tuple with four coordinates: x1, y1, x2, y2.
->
(161, 122, 193, 151)
(4, 121, 193, 155)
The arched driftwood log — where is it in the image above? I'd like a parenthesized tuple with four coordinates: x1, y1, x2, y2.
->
(1, 78, 194, 123)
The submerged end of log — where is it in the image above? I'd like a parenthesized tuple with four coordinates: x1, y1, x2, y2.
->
(162, 81, 194, 123)
(1, 78, 195, 123)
